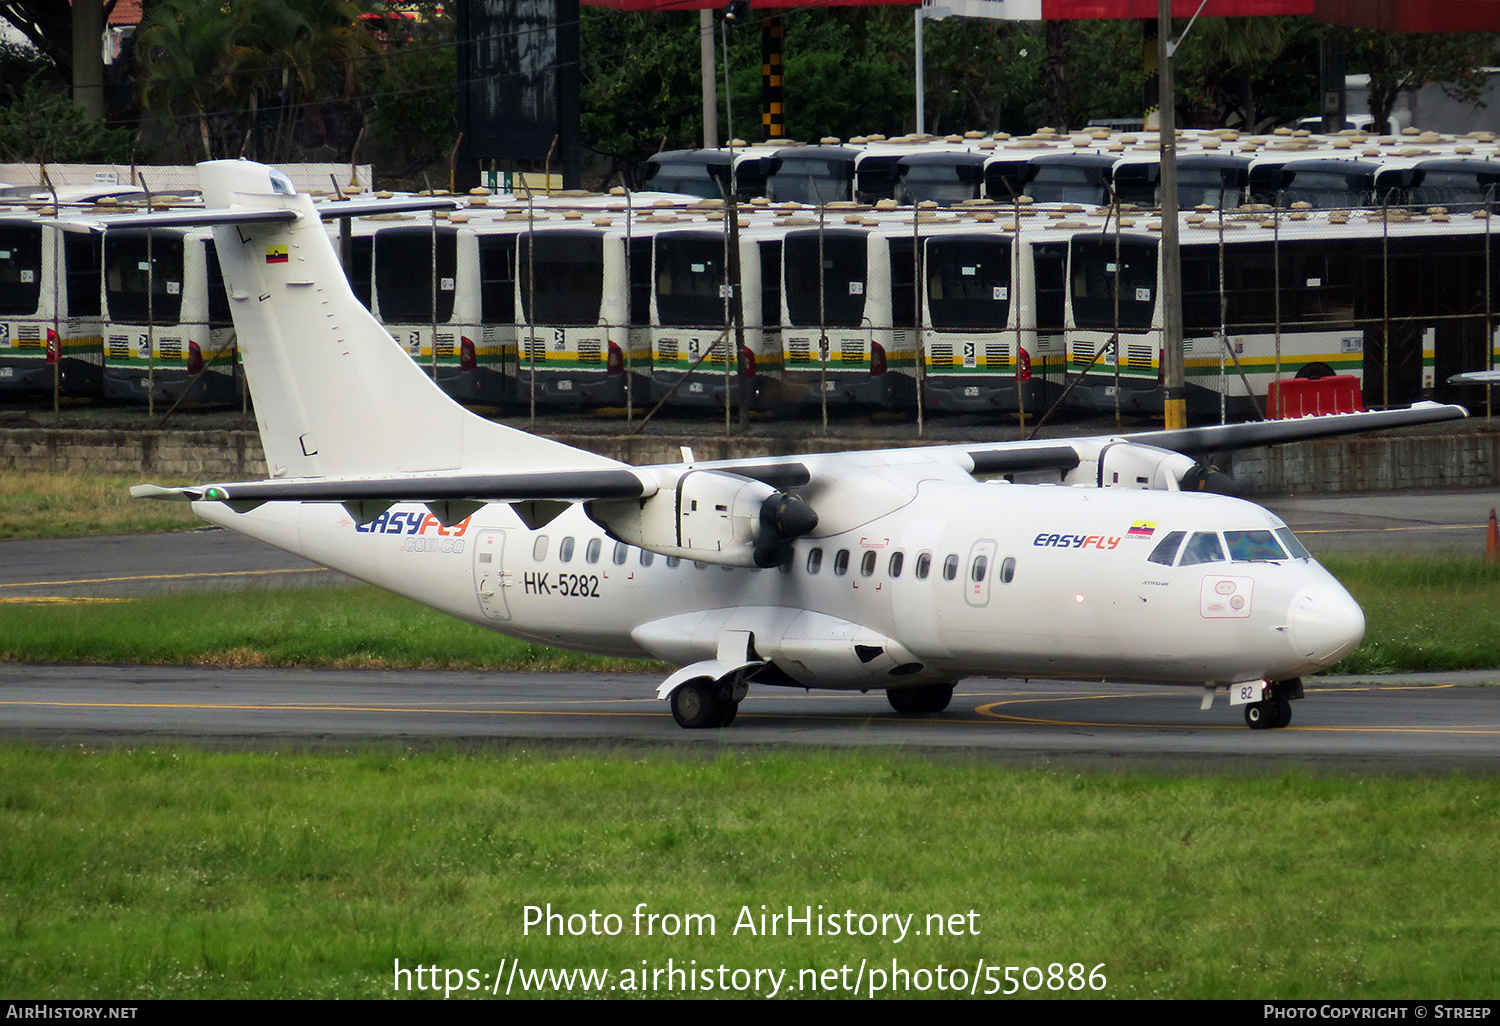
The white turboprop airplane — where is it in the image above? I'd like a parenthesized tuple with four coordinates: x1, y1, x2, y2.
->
(70, 161, 1472, 731)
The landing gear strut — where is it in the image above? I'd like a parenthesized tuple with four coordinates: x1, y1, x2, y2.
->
(1245, 679, 1300, 730)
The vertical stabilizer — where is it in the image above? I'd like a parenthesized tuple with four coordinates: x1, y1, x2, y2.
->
(199, 160, 619, 478)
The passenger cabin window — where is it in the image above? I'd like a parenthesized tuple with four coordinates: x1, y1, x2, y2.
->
(807, 548, 823, 574)
(1147, 530, 1185, 567)
(888, 552, 904, 578)
(860, 551, 876, 577)
(585, 539, 602, 564)
(639, 550, 654, 566)
(971, 555, 989, 582)
(915, 552, 932, 579)
(559, 537, 575, 563)
(532, 536, 549, 561)
(612, 542, 629, 565)
(666, 556, 680, 568)
(1000, 556, 1016, 584)
(1224, 530, 1288, 562)
(942, 554, 959, 581)
(833, 550, 850, 576)
(1178, 531, 1225, 566)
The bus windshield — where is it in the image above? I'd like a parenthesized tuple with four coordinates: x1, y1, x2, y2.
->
(926, 236, 1011, 330)
(654, 233, 726, 327)
(784, 232, 866, 328)
(1070, 236, 1156, 332)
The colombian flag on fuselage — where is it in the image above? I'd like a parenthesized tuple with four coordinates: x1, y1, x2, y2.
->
(265, 245, 289, 264)
(1127, 521, 1158, 538)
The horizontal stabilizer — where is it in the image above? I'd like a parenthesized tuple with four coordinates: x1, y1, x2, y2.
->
(46, 196, 459, 234)
(1449, 370, 1500, 385)
(1132, 402, 1469, 457)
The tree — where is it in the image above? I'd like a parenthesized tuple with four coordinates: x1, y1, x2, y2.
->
(135, 0, 379, 162)
(1341, 28, 1499, 133)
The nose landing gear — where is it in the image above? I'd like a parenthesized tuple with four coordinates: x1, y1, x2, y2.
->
(1245, 678, 1301, 729)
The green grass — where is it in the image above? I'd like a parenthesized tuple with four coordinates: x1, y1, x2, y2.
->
(2, 556, 1495, 674)
(0, 586, 660, 672)
(0, 746, 1496, 999)
(1323, 555, 1500, 674)
(0, 472, 202, 539)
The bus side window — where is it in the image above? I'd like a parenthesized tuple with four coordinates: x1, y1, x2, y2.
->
(1147, 530, 1186, 566)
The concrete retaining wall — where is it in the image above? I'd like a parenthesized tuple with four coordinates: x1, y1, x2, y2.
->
(3, 426, 1497, 495)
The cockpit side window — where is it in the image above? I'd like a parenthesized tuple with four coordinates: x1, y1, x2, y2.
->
(268, 168, 297, 195)
(1147, 530, 1185, 566)
(1275, 528, 1312, 560)
(1178, 531, 1225, 566)
(1224, 530, 1288, 561)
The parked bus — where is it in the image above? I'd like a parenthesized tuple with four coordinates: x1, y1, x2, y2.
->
(918, 220, 1071, 415)
(779, 220, 917, 409)
(101, 225, 238, 405)
(646, 221, 783, 411)
(0, 215, 103, 398)
(370, 216, 513, 405)
(1063, 208, 1499, 417)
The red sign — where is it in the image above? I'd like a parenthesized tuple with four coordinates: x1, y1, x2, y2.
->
(1313, 0, 1500, 33)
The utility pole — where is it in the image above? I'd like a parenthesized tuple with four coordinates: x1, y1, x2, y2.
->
(1158, 0, 1186, 430)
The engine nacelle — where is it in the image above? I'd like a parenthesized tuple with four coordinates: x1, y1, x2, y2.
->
(587, 469, 816, 568)
(1064, 440, 1209, 492)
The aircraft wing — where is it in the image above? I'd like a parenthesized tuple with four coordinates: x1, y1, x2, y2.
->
(1449, 370, 1500, 385)
(131, 460, 814, 507)
(1115, 401, 1468, 457)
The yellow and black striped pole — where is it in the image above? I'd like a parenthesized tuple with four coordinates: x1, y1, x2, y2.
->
(762, 14, 785, 140)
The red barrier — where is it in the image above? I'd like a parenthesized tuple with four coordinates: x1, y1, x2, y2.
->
(1266, 375, 1366, 419)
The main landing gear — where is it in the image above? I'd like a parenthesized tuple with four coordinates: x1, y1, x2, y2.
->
(669, 678, 744, 729)
(886, 682, 954, 715)
(1245, 678, 1302, 730)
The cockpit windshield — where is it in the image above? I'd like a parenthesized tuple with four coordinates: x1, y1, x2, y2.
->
(1224, 530, 1287, 561)
(1148, 527, 1311, 566)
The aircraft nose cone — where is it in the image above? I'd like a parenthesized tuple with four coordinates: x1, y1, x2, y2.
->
(1287, 585, 1365, 666)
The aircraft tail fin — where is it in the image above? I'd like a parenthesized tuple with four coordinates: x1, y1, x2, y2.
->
(195, 160, 619, 479)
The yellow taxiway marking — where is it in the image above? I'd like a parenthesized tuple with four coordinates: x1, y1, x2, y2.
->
(1299, 523, 1487, 535)
(0, 567, 328, 589)
(0, 596, 135, 604)
(974, 684, 1500, 734)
